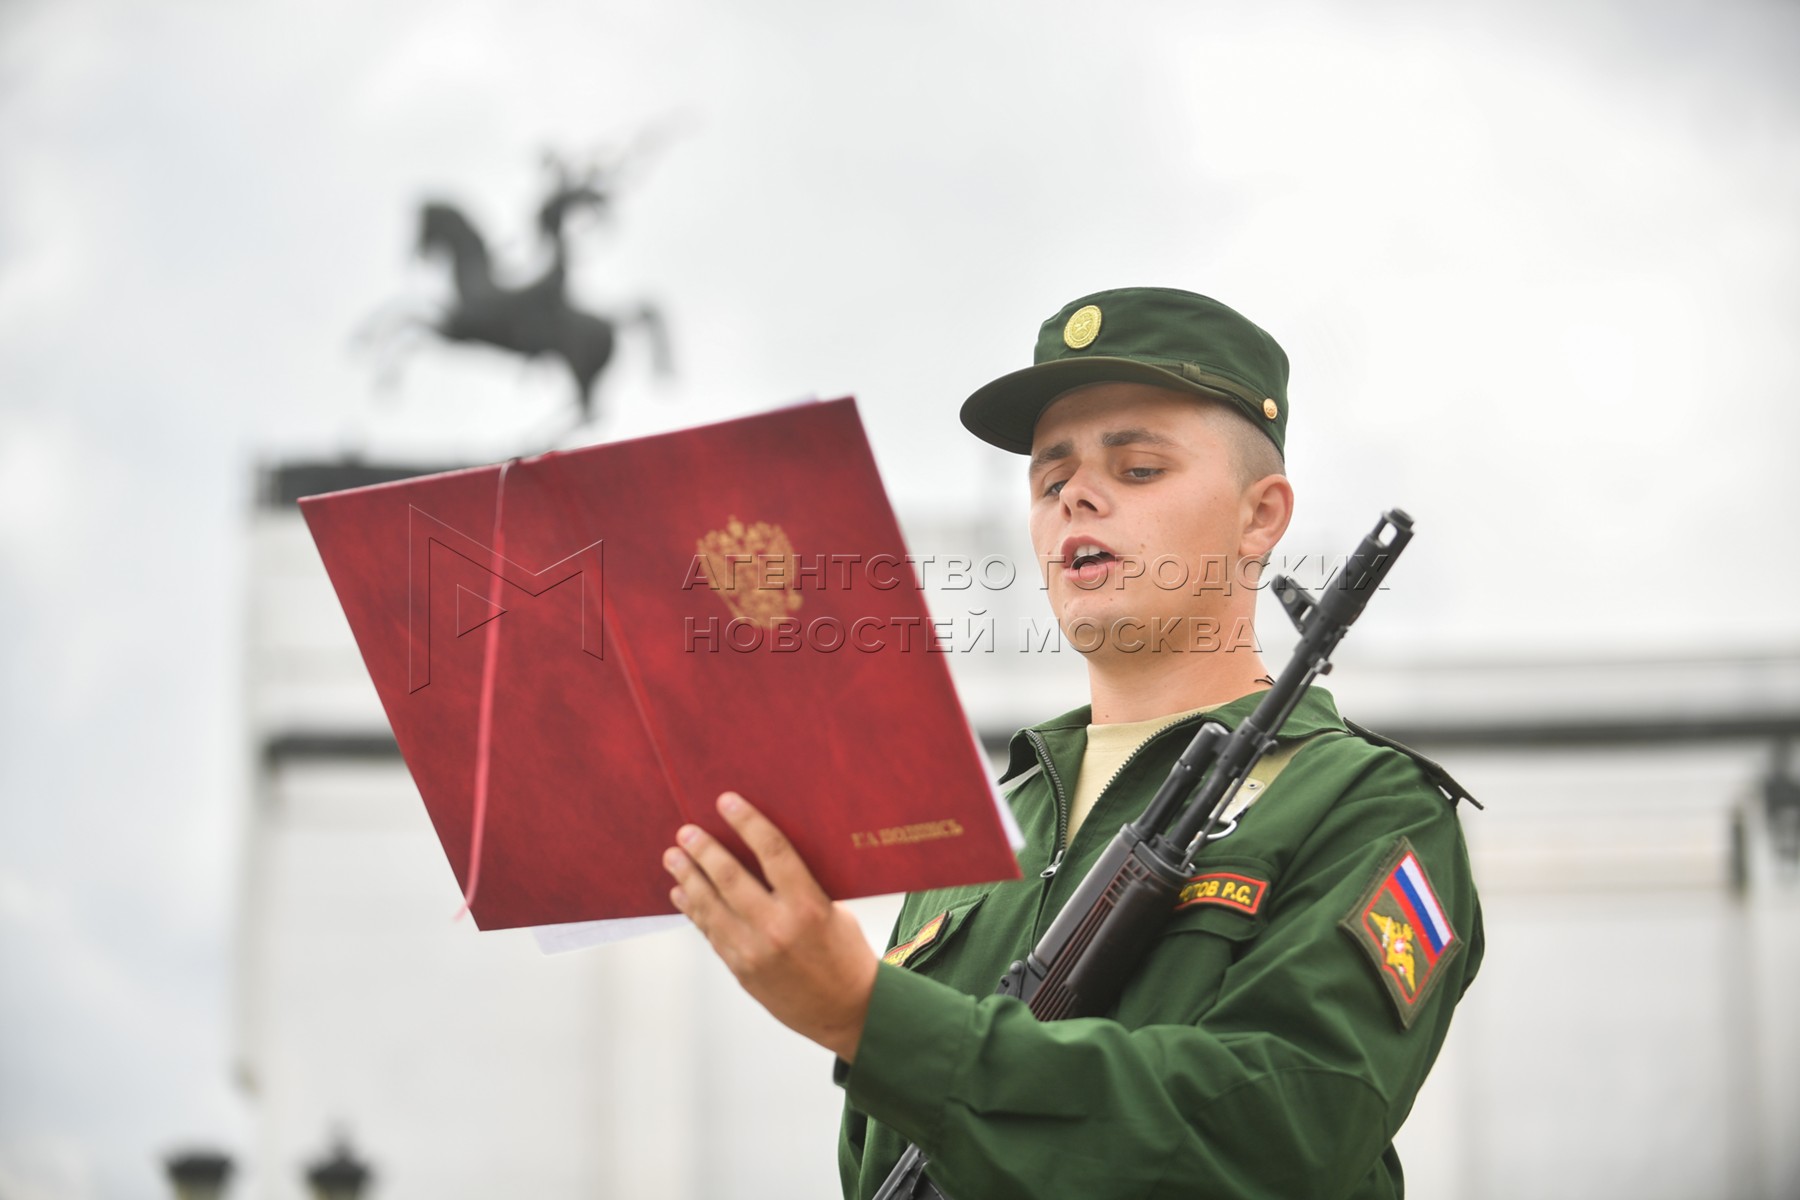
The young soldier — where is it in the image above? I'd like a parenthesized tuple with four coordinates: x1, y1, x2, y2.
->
(663, 287, 1483, 1198)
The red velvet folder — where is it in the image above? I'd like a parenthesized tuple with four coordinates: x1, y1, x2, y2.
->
(299, 399, 1020, 930)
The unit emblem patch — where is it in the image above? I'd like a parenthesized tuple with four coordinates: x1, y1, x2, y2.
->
(1340, 838, 1462, 1028)
(883, 910, 949, 968)
(1173, 871, 1266, 915)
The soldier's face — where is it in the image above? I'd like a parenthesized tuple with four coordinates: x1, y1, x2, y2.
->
(1027, 383, 1259, 650)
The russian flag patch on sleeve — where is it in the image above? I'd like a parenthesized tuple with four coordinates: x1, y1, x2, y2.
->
(1339, 837, 1463, 1029)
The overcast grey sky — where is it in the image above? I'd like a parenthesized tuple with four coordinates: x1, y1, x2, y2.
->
(2, 0, 1798, 1195)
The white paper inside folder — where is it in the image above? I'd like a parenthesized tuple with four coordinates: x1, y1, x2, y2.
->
(533, 912, 688, 954)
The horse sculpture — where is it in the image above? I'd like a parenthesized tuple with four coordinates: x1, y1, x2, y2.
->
(369, 152, 671, 431)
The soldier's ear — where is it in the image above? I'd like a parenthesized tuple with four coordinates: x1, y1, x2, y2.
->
(1239, 473, 1293, 563)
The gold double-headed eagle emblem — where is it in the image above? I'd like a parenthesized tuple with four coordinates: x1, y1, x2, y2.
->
(696, 516, 803, 626)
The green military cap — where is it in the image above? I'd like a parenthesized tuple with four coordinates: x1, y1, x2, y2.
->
(960, 286, 1290, 456)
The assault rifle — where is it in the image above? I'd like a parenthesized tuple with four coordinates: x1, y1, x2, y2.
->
(871, 510, 1415, 1200)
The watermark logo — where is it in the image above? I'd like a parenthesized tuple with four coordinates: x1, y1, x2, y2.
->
(677, 612, 1260, 655)
(406, 506, 604, 692)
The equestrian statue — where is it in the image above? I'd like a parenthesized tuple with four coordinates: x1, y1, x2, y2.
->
(364, 147, 672, 433)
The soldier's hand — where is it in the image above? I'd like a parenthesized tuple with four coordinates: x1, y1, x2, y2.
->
(664, 791, 878, 1062)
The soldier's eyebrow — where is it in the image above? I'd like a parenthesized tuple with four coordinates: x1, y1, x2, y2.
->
(1030, 428, 1175, 472)
(1030, 440, 1074, 471)
(1101, 428, 1176, 451)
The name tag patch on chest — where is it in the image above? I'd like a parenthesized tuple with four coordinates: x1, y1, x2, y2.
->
(1174, 872, 1267, 915)
(883, 910, 948, 968)
(1340, 837, 1462, 1029)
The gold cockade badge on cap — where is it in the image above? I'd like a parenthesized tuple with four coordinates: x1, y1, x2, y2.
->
(695, 516, 803, 626)
(1262, 398, 1279, 420)
(1063, 304, 1102, 350)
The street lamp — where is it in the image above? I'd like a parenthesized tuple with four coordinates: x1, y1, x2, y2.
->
(305, 1136, 373, 1200)
(164, 1150, 233, 1200)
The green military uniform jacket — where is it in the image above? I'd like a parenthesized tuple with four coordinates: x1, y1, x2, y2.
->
(837, 686, 1482, 1200)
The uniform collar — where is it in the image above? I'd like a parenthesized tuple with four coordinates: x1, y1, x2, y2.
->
(1003, 685, 1348, 781)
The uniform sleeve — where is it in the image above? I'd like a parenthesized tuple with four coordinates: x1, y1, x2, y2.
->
(839, 897, 920, 1193)
(837, 752, 1483, 1200)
